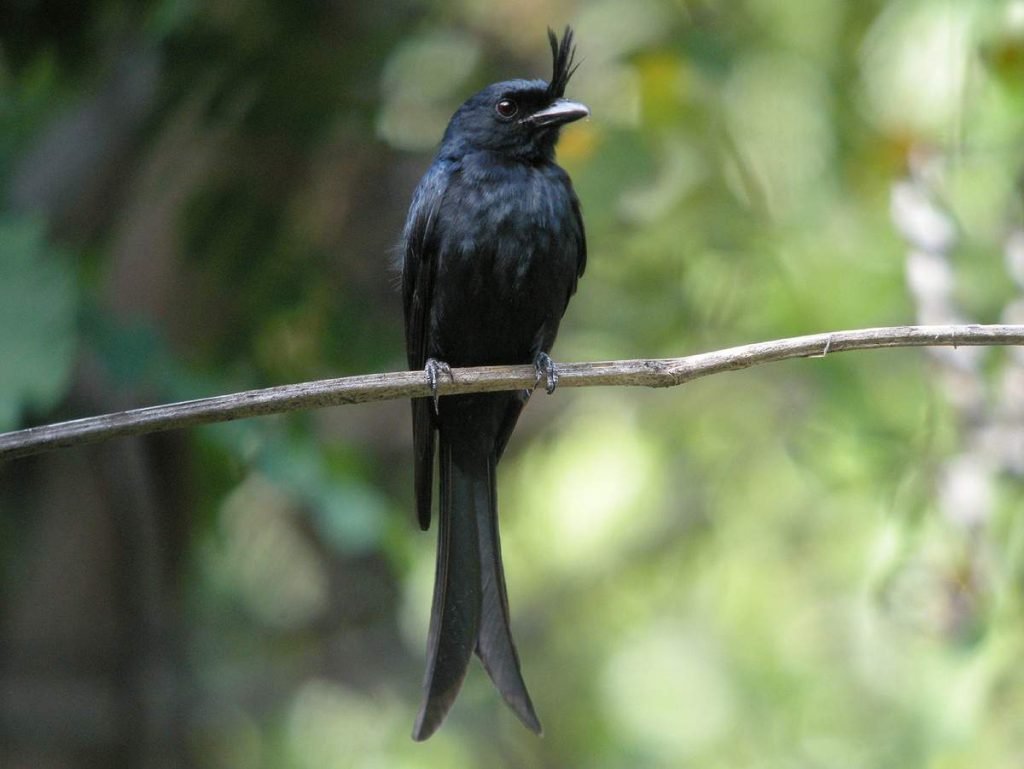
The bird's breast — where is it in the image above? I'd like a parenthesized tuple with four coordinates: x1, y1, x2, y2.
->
(429, 162, 579, 365)
(446, 165, 573, 282)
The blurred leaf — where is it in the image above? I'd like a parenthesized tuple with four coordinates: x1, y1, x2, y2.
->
(377, 31, 481, 151)
(257, 435, 390, 554)
(0, 215, 77, 429)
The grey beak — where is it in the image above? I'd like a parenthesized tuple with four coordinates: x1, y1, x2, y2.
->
(524, 98, 590, 128)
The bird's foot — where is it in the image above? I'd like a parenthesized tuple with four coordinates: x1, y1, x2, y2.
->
(533, 352, 559, 395)
(424, 358, 453, 413)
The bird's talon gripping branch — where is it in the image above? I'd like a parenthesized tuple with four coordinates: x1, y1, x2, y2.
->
(424, 358, 453, 413)
(533, 352, 559, 394)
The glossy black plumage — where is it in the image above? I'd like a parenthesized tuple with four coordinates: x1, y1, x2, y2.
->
(401, 27, 588, 740)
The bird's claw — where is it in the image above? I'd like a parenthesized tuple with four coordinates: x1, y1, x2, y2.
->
(425, 358, 453, 413)
(533, 352, 559, 395)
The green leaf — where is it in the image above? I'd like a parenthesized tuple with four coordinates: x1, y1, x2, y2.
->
(0, 215, 78, 430)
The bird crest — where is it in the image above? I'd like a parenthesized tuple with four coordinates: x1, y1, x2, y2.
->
(546, 26, 580, 100)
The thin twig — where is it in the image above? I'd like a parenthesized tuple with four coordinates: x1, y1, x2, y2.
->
(2, 324, 1022, 462)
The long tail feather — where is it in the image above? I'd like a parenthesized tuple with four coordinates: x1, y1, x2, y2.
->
(475, 455, 542, 733)
(412, 440, 482, 740)
(413, 428, 541, 739)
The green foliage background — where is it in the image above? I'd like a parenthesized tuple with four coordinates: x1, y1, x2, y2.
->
(4, 0, 1024, 766)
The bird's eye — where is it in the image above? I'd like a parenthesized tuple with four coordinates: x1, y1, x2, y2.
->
(495, 99, 519, 119)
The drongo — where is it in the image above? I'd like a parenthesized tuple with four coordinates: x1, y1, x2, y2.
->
(401, 26, 588, 740)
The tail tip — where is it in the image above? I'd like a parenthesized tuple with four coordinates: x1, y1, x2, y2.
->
(411, 708, 441, 742)
(515, 701, 543, 736)
(411, 696, 544, 740)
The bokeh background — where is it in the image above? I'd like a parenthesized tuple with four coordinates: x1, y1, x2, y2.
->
(4, 0, 1024, 766)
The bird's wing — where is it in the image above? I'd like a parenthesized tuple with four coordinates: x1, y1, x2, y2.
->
(403, 160, 453, 370)
(403, 159, 456, 530)
(571, 189, 587, 284)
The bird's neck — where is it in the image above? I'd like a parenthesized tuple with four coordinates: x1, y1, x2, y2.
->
(447, 146, 557, 170)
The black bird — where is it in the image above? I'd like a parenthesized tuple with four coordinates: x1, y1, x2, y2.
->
(401, 27, 588, 740)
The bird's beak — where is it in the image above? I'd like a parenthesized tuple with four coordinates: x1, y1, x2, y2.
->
(524, 98, 590, 128)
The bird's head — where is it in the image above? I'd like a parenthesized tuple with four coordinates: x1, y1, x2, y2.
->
(439, 27, 589, 162)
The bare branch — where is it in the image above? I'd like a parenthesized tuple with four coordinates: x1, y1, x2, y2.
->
(2, 324, 1022, 462)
